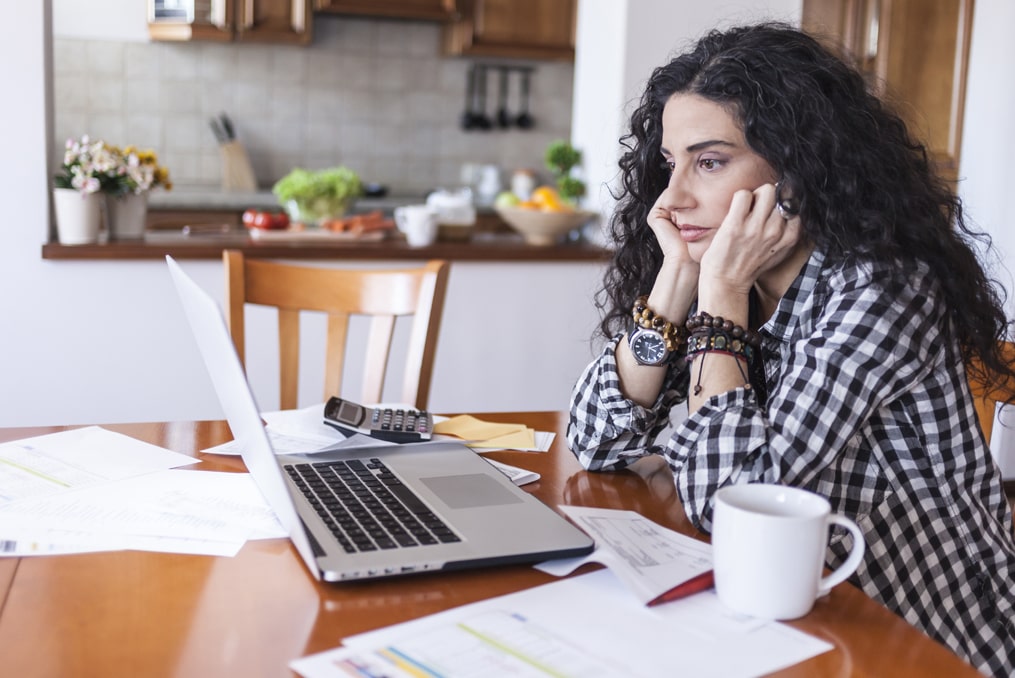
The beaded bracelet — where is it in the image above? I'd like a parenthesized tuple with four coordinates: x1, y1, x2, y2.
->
(685, 311, 761, 348)
(631, 295, 688, 352)
(685, 331, 755, 364)
(684, 311, 759, 396)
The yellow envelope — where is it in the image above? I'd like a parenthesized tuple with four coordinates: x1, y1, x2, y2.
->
(466, 428, 536, 450)
(432, 414, 528, 441)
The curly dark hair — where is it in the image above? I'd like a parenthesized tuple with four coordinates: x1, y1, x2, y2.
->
(598, 22, 1015, 389)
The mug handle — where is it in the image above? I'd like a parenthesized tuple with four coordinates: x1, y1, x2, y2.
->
(818, 514, 866, 596)
(393, 208, 407, 232)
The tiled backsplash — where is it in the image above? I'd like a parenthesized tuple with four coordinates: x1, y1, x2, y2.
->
(53, 16, 575, 195)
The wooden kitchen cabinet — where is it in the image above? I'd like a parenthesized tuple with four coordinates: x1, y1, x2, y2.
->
(147, 208, 244, 232)
(802, 0, 973, 182)
(443, 0, 577, 61)
(314, 0, 456, 21)
(148, 0, 313, 45)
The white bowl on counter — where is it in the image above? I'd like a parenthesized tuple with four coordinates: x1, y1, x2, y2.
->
(495, 207, 597, 246)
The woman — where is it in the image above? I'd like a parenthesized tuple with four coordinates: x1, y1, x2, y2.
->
(568, 23, 1015, 675)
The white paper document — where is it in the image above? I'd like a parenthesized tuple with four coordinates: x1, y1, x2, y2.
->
(0, 469, 286, 557)
(536, 505, 712, 604)
(291, 568, 832, 678)
(0, 426, 198, 507)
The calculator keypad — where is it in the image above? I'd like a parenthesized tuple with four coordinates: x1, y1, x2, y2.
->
(369, 407, 433, 443)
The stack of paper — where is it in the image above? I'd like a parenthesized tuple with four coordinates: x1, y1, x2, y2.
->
(0, 427, 285, 557)
(291, 567, 833, 678)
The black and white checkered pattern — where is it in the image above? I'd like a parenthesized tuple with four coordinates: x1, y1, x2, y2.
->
(568, 251, 1014, 676)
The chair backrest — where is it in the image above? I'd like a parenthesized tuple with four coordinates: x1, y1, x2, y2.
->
(223, 250, 449, 411)
(966, 341, 1015, 444)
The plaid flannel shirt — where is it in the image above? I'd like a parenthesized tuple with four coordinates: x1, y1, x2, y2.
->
(568, 250, 1015, 675)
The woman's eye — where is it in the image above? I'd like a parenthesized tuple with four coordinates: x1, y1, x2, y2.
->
(659, 160, 675, 174)
(699, 157, 724, 171)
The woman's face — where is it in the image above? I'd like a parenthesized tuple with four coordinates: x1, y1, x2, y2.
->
(656, 93, 778, 261)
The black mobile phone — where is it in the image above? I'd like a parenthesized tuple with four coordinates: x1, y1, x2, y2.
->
(323, 396, 433, 443)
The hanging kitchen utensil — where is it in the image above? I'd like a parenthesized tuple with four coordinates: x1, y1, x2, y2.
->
(460, 64, 477, 131)
(473, 64, 492, 130)
(515, 69, 535, 130)
(496, 67, 511, 129)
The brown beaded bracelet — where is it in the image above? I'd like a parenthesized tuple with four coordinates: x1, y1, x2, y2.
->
(632, 295, 688, 352)
(685, 311, 761, 348)
(685, 331, 756, 363)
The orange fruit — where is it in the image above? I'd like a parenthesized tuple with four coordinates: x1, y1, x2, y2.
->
(531, 186, 561, 207)
(531, 185, 575, 213)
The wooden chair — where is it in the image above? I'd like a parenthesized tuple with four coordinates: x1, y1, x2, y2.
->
(223, 250, 449, 411)
(966, 341, 1015, 444)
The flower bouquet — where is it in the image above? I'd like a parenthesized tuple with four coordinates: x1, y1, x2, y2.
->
(53, 135, 173, 243)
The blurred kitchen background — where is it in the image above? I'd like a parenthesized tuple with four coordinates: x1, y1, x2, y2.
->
(52, 14, 574, 198)
(7, 0, 1014, 428)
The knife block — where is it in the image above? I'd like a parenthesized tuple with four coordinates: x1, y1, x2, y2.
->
(219, 140, 258, 192)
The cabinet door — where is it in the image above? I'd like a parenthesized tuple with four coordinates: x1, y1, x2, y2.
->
(315, 0, 456, 21)
(802, 0, 973, 182)
(148, 0, 313, 43)
(148, 0, 233, 41)
(236, 0, 314, 44)
(444, 0, 576, 61)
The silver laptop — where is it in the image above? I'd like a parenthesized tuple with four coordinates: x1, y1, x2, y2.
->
(166, 256, 593, 582)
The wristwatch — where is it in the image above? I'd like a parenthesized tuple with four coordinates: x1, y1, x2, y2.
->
(628, 323, 672, 366)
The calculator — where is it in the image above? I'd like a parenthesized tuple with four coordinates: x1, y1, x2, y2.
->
(323, 396, 433, 443)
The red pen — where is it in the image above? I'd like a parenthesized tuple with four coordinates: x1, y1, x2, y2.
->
(645, 570, 715, 607)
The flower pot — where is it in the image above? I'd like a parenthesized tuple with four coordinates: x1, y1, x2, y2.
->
(53, 188, 103, 245)
(107, 191, 149, 240)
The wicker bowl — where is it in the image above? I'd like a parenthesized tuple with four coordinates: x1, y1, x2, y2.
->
(495, 207, 597, 246)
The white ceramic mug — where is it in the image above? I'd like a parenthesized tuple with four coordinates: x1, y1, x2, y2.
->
(394, 205, 439, 247)
(711, 484, 865, 620)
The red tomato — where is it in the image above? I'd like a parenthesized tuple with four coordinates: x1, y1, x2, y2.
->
(242, 208, 259, 227)
(271, 212, 290, 230)
(251, 211, 274, 230)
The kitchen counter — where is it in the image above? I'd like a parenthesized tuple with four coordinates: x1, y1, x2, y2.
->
(41, 230, 611, 262)
(44, 186, 613, 262)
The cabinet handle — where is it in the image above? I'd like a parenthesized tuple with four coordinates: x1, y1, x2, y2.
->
(292, 0, 307, 33)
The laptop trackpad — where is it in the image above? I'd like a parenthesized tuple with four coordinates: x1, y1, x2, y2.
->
(421, 474, 523, 509)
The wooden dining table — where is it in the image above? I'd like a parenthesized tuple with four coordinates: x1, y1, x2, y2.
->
(0, 412, 980, 677)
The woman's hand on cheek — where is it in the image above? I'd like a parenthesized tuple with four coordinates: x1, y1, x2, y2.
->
(647, 191, 698, 268)
(700, 183, 801, 295)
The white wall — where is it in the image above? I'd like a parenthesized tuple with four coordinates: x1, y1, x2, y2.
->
(959, 0, 1015, 319)
(4, 0, 1013, 427)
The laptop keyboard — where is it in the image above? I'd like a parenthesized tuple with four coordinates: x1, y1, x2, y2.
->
(285, 458, 460, 554)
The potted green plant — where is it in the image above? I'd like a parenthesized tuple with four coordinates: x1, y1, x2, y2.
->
(544, 140, 587, 207)
(272, 166, 363, 227)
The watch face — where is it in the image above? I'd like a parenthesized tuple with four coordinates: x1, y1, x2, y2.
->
(630, 329, 667, 365)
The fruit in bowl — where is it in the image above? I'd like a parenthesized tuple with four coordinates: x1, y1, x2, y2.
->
(494, 185, 596, 245)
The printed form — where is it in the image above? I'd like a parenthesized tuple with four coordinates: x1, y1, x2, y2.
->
(291, 568, 832, 678)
